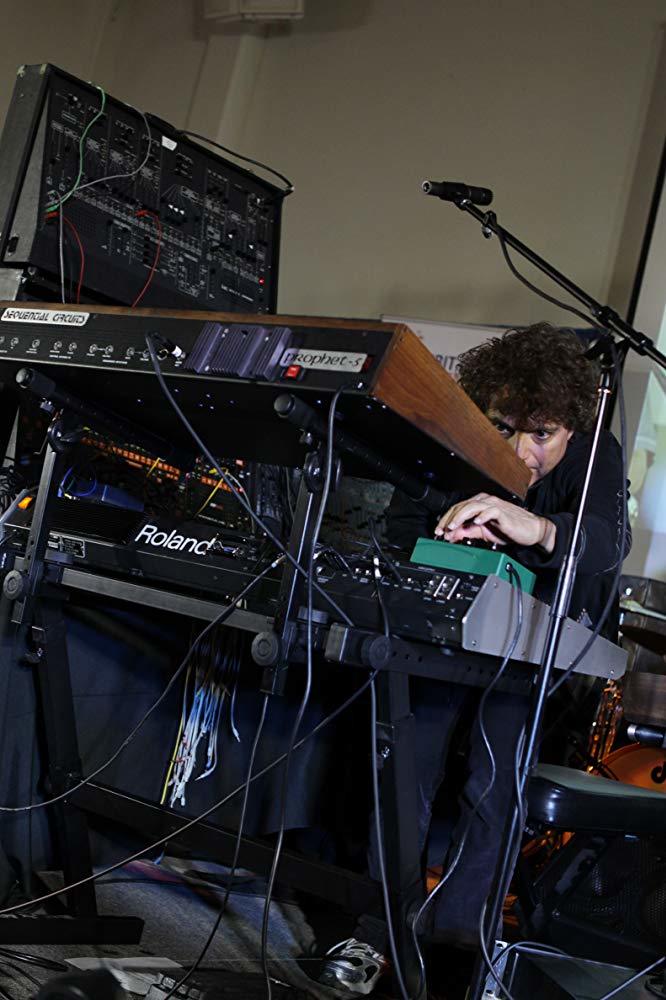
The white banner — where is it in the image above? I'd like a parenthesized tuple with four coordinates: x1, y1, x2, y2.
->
(381, 314, 501, 376)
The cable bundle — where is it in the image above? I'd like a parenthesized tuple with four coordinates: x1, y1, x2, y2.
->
(0, 464, 23, 513)
(161, 628, 244, 809)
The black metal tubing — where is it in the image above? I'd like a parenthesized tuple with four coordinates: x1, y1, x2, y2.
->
(275, 393, 449, 511)
(9, 440, 63, 628)
(11, 557, 275, 635)
(10, 556, 535, 694)
(0, 915, 143, 946)
(437, 193, 666, 1000)
(0, 65, 48, 263)
(72, 782, 383, 915)
(16, 366, 191, 468)
(259, 469, 317, 695)
(30, 597, 99, 919)
(456, 200, 666, 370)
(467, 369, 615, 1000)
(374, 671, 426, 998)
(1, 425, 143, 945)
(627, 135, 666, 326)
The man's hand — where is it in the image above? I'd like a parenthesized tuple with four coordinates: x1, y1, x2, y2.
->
(434, 493, 556, 552)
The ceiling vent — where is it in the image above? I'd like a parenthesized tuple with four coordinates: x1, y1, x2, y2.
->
(203, 0, 305, 22)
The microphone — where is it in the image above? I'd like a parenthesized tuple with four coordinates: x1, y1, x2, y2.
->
(422, 180, 493, 206)
(627, 723, 666, 749)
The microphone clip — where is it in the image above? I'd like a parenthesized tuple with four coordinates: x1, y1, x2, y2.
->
(481, 210, 497, 238)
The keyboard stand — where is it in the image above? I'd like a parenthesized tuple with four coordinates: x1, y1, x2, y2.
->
(0, 419, 143, 944)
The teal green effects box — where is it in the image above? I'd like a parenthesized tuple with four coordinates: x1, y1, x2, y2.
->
(410, 538, 536, 595)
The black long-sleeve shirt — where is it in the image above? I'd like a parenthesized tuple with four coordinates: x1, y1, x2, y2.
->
(386, 430, 631, 641)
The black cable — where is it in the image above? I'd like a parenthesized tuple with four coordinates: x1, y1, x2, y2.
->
(539, 693, 621, 779)
(485, 942, 665, 1000)
(0, 465, 23, 514)
(26, 727, 37, 897)
(0, 669, 377, 918)
(489, 230, 629, 697)
(548, 339, 628, 696)
(365, 559, 410, 999)
(496, 231, 599, 330)
(1, 961, 43, 990)
(372, 559, 391, 640)
(568, 737, 620, 781)
(595, 955, 665, 1000)
(492, 941, 569, 969)
(516, 723, 529, 839)
(465, 241, 629, 1000)
(410, 565, 525, 997)
(477, 901, 518, 1000)
(316, 545, 354, 577)
(0, 950, 66, 974)
(478, 592, 555, 1000)
(368, 677, 409, 1000)
(283, 467, 296, 523)
(260, 386, 345, 1000)
(478, 578, 604, 1000)
(145, 336, 355, 629)
(178, 130, 294, 195)
(368, 516, 405, 586)
(487, 219, 630, 695)
(161, 694, 270, 1000)
(0, 556, 284, 814)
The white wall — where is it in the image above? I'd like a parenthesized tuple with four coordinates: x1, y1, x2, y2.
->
(0, 0, 114, 125)
(239, 0, 666, 325)
(0, 0, 664, 332)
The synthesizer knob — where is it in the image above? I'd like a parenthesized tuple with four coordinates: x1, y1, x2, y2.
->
(360, 635, 391, 669)
(3, 569, 26, 601)
(251, 630, 281, 667)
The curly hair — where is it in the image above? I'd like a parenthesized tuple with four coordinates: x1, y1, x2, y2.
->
(456, 323, 599, 433)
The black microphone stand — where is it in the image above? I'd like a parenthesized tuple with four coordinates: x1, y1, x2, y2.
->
(453, 201, 666, 369)
(433, 195, 666, 1000)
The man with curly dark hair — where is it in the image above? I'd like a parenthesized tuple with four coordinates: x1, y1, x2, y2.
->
(457, 322, 599, 436)
(388, 323, 628, 638)
(318, 323, 630, 997)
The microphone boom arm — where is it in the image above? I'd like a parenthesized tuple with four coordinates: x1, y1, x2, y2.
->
(450, 201, 666, 369)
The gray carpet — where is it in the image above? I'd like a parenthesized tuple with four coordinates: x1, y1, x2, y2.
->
(0, 861, 659, 999)
(0, 858, 339, 999)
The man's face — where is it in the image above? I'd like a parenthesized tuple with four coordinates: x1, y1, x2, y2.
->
(487, 408, 573, 486)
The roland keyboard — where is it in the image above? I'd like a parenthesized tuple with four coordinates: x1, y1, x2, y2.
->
(0, 494, 627, 681)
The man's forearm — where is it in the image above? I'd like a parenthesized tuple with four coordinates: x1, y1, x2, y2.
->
(537, 517, 557, 555)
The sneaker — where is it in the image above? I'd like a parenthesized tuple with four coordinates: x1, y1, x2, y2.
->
(318, 938, 388, 996)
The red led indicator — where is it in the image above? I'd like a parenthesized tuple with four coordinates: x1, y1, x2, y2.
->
(285, 364, 301, 379)
(258, 276, 265, 286)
